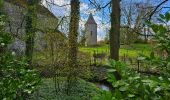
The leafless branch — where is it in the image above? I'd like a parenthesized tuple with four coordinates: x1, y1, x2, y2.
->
(88, 0, 111, 11)
(148, 0, 169, 21)
(55, 16, 69, 31)
(43, 0, 70, 7)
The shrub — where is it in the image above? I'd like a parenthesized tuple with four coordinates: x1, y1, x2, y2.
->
(93, 12, 170, 100)
(93, 60, 170, 100)
(0, 13, 41, 99)
(0, 54, 41, 99)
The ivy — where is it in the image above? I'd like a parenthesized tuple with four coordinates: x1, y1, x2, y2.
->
(0, 7, 41, 99)
(25, 0, 38, 67)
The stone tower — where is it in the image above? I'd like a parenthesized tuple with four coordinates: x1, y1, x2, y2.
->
(85, 13, 97, 46)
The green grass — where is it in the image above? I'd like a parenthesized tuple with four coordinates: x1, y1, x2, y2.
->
(79, 43, 153, 58)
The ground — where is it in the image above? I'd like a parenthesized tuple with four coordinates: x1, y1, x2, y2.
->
(29, 78, 101, 100)
(30, 43, 156, 100)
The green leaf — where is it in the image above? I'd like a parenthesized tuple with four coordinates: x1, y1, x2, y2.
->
(157, 18, 165, 23)
(128, 94, 135, 98)
(150, 51, 155, 59)
(159, 14, 165, 19)
(107, 69, 116, 73)
(119, 86, 128, 92)
(165, 12, 170, 22)
(113, 80, 126, 87)
(154, 86, 161, 93)
(151, 24, 159, 33)
(100, 91, 113, 100)
(114, 89, 122, 99)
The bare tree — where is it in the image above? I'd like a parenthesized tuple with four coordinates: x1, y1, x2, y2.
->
(121, 0, 154, 44)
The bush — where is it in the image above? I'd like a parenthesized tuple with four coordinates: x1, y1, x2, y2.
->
(0, 54, 41, 99)
(0, 14, 41, 99)
(93, 12, 170, 100)
(93, 60, 170, 100)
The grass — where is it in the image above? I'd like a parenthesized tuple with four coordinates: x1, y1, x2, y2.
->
(79, 43, 153, 58)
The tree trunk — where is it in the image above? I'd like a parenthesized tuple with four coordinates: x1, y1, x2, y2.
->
(25, 0, 37, 68)
(66, 0, 80, 94)
(0, 0, 4, 54)
(110, 0, 120, 61)
(0, 0, 3, 14)
(68, 0, 80, 69)
(110, 0, 121, 80)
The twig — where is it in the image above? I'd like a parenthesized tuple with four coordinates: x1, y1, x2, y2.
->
(148, 0, 169, 21)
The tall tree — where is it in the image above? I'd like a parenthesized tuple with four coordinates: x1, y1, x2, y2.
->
(110, 0, 120, 61)
(25, 0, 37, 68)
(110, 0, 121, 80)
(66, 0, 80, 94)
(68, 0, 80, 69)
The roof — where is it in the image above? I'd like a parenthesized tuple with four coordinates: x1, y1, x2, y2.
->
(4, 0, 56, 18)
(86, 13, 97, 25)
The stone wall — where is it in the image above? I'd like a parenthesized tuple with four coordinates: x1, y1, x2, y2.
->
(85, 24, 97, 46)
(3, 1, 59, 55)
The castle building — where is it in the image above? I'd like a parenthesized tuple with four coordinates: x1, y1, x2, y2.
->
(85, 13, 97, 46)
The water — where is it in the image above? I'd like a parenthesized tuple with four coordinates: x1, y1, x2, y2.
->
(96, 83, 110, 91)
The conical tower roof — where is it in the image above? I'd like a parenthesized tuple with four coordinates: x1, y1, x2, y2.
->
(86, 13, 97, 25)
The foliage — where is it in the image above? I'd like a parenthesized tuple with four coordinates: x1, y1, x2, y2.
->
(30, 78, 101, 100)
(25, 0, 38, 66)
(120, 28, 139, 45)
(0, 13, 40, 99)
(93, 12, 170, 100)
(147, 12, 170, 57)
(0, 54, 41, 99)
(139, 12, 170, 74)
(93, 91, 114, 100)
(93, 60, 170, 100)
(0, 15, 11, 49)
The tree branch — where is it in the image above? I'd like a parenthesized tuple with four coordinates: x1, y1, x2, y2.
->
(43, 0, 70, 7)
(148, 0, 169, 21)
(88, 0, 111, 11)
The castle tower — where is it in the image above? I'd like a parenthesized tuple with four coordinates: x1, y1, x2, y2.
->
(85, 13, 97, 46)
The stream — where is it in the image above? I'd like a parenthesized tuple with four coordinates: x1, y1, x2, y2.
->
(95, 83, 110, 91)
